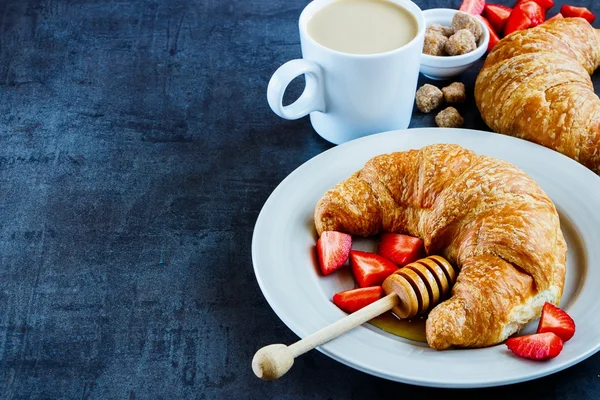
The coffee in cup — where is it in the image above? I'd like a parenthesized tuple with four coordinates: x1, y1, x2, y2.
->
(307, 0, 418, 55)
(267, 0, 426, 145)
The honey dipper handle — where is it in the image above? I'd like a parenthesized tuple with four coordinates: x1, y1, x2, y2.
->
(252, 293, 399, 380)
(288, 293, 399, 356)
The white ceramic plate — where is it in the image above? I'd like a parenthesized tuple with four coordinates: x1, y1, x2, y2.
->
(252, 128, 600, 388)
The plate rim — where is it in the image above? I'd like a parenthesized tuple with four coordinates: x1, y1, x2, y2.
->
(251, 127, 600, 388)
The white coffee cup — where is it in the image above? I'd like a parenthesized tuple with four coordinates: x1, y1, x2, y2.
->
(267, 0, 426, 145)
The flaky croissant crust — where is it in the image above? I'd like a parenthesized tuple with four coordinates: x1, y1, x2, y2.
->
(475, 18, 600, 173)
(314, 144, 567, 349)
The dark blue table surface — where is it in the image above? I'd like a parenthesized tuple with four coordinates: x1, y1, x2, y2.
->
(1, 0, 599, 398)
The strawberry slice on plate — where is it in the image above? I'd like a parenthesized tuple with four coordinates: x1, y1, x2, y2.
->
(537, 302, 576, 341)
(316, 231, 352, 276)
(333, 286, 383, 313)
(350, 250, 398, 288)
(506, 332, 564, 360)
(377, 233, 424, 267)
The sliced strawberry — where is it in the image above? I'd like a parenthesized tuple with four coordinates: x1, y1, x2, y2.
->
(516, 0, 554, 11)
(505, 9, 532, 36)
(333, 286, 383, 313)
(484, 4, 512, 33)
(479, 15, 502, 51)
(316, 231, 352, 276)
(536, 302, 576, 341)
(560, 5, 596, 24)
(459, 0, 486, 16)
(546, 12, 563, 22)
(377, 233, 424, 267)
(350, 250, 398, 288)
(506, 332, 564, 360)
(516, 1, 546, 26)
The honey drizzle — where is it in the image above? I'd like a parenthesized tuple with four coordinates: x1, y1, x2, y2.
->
(369, 312, 427, 343)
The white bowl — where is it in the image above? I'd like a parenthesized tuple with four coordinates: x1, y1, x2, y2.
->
(420, 8, 489, 80)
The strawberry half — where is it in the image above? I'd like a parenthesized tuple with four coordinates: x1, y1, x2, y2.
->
(350, 250, 398, 288)
(316, 231, 352, 276)
(484, 4, 512, 33)
(478, 16, 502, 52)
(546, 13, 564, 22)
(377, 233, 424, 267)
(506, 332, 564, 360)
(333, 286, 383, 313)
(459, 0, 486, 16)
(505, 10, 532, 36)
(560, 5, 596, 24)
(537, 302, 576, 341)
(516, 0, 554, 11)
(516, 1, 546, 27)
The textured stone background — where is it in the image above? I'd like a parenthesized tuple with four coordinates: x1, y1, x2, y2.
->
(1, 0, 599, 398)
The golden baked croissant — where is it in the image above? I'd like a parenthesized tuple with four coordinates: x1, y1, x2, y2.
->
(314, 144, 567, 349)
(475, 18, 600, 173)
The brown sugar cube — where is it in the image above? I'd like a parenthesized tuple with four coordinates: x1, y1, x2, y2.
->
(442, 82, 466, 104)
(435, 107, 464, 128)
(416, 84, 444, 113)
(451, 11, 483, 42)
(446, 29, 477, 56)
(423, 32, 448, 56)
(427, 24, 453, 37)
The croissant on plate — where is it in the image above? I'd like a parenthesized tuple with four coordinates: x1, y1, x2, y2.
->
(314, 144, 567, 350)
(475, 18, 600, 173)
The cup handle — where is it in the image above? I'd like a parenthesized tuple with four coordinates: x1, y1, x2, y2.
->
(267, 59, 325, 120)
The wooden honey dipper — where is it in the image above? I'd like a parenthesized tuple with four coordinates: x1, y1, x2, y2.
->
(252, 256, 457, 380)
